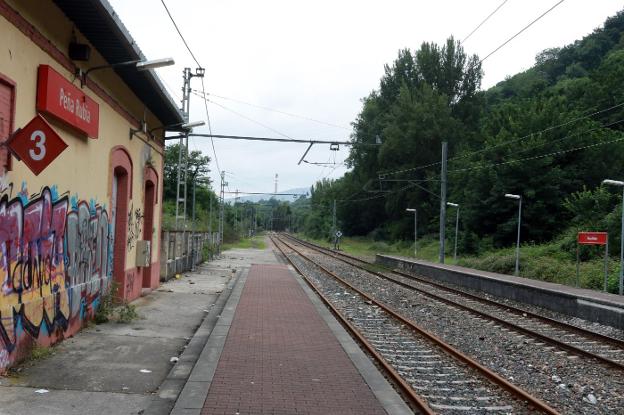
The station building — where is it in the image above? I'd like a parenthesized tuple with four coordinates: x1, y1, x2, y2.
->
(0, 0, 183, 370)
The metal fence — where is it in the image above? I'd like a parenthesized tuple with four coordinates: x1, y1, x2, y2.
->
(159, 231, 218, 280)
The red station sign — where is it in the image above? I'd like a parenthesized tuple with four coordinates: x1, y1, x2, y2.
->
(7, 114, 68, 176)
(36, 65, 99, 138)
(578, 232, 608, 245)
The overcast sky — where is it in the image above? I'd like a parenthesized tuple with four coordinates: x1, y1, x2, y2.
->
(108, 0, 623, 197)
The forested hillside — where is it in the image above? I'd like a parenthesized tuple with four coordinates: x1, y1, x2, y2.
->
(299, 10, 624, 259)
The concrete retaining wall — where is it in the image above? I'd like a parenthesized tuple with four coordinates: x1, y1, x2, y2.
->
(376, 254, 624, 330)
(160, 231, 218, 281)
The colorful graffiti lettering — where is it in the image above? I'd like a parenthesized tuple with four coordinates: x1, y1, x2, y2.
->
(0, 186, 112, 365)
(126, 204, 143, 251)
(66, 202, 110, 286)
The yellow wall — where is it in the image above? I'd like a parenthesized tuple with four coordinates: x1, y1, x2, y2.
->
(0, 0, 172, 371)
(0, 0, 167, 266)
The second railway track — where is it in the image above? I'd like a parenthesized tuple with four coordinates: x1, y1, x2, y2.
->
(273, 233, 624, 414)
(281, 233, 624, 371)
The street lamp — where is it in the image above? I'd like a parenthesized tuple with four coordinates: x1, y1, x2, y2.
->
(505, 193, 522, 276)
(447, 202, 459, 262)
(602, 179, 624, 295)
(406, 208, 417, 257)
(78, 58, 175, 87)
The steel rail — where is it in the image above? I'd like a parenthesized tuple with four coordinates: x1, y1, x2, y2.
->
(268, 236, 435, 414)
(273, 234, 560, 415)
(283, 233, 624, 367)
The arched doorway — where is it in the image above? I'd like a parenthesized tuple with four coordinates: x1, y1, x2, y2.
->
(110, 147, 133, 300)
(142, 166, 158, 289)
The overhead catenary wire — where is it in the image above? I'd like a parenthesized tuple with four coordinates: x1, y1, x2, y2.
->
(462, 0, 510, 43)
(338, 182, 420, 204)
(159, 0, 224, 177)
(192, 89, 351, 131)
(159, 0, 201, 68)
(480, 0, 566, 63)
(199, 78, 221, 174)
(339, 132, 624, 204)
(193, 91, 297, 141)
(377, 100, 624, 178)
(448, 133, 624, 174)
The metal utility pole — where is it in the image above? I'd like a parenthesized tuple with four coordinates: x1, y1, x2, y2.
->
(218, 171, 226, 254)
(175, 67, 204, 230)
(209, 193, 213, 251)
(602, 179, 624, 294)
(191, 172, 198, 270)
(234, 189, 239, 235)
(274, 174, 278, 194)
(439, 141, 448, 264)
(332, 199, 337, 238)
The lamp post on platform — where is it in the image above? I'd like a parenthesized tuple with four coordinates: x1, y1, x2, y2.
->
(406, 208, 417, 258)
(602, 179, 624, 295)
(505, 193, 522, 276)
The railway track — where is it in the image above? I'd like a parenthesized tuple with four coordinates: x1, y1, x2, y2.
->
(281, 233, 624, 371)
(270, 234, 559, 414)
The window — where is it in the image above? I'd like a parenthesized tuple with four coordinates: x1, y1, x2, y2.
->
(0, 74, 15, 173)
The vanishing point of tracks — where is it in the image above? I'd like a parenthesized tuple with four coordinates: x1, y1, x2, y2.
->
(270, 234, 560, 414)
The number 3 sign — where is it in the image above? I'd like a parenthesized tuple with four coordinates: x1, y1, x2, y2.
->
(7, 114, 68, 176)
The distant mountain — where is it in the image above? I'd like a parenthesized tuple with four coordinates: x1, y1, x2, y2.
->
(226, 187, 310, 204)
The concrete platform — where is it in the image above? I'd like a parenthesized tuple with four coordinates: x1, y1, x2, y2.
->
(172, 244, 411, 415)
(377, 254, 624, 330)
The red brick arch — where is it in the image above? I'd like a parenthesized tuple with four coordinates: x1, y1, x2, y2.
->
(110, 146, 133, 300)
(142, 165, 159, 289)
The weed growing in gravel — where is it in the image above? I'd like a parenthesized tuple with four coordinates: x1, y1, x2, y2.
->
(94, 281, 116, 324)
(117, 303, 139, 323)
(94, 281, 139, 324)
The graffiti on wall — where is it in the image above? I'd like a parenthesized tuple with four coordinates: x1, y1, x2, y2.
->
(0, 184, 112, 369)
(126, 204, 143, 251)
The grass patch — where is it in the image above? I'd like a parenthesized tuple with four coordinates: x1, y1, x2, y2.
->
(94, 282, 115, 324)
(29, 345, 54, 361)
(94, 282, 140, 324)
(117, 302, 139, 323)
(222, 235, 266, 251)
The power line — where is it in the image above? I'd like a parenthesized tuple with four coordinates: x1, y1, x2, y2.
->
(338, 182, 419, 203)
(226, 192, 295, 197)
(448, 101, 624, 164)
(462, 0, 510, 43)
(199, 78, 221, 174)
(169, 133, 378, 146)
(159, 0, 202, 68)
(377, 100, 624, 178)
(193, 89, 351, 131)
(195, 92, 297, 141)
(159, 0, 225, 184)
(507, 117, 624, 157)
(448, 134, 624, 174)
(481, 0, 566, 63)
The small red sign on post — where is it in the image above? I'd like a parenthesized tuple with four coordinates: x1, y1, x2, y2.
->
(578, 232, 608, 245)
(8, 114, 68, 176)
(36, 65, 99, 138)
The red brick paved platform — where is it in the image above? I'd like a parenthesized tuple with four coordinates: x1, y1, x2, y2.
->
(200, 263, 387, 415)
